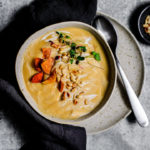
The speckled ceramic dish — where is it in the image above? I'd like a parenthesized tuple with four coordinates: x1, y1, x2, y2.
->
(15, 22, 116, 124)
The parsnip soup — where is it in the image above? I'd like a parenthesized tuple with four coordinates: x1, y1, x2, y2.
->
(22, 27, 109, 120)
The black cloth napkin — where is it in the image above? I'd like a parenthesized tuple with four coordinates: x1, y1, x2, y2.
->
(0, 0, 97, 149)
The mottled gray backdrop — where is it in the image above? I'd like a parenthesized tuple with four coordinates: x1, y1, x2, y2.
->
(0, 0, 150, 150)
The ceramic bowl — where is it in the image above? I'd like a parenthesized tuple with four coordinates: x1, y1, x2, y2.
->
(138, 5, 150, 44)
(15, 21, 117, 124)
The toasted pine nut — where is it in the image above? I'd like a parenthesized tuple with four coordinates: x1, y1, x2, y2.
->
(84, 99, 88, 105)
(73, 99, 78, 105)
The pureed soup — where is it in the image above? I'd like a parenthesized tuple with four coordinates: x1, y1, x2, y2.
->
(22, 27, 109, 120)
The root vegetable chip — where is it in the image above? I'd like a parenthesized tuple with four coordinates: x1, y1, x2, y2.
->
(34, 58, 42, 72)
(31, 72, 43, 83)
(42, 69, 56, 84)
(42, 47, 51, 59)
(41, 58, 54, 74)
(58, 80, 64, 92)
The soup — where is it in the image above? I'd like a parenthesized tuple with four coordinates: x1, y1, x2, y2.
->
(22, 27, 109, 120)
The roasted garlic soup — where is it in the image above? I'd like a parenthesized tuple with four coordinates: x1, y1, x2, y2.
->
(22, 27, 109, 120)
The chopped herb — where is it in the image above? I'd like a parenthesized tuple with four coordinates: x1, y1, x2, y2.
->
(71, 43, 76, 50)
(70, 59, 74, 64)
(56, 31, 60, 35)
(91, 51, 97, 56)
(79, 46, 86, 52)
(56, 31, 64, 39)
(62, 39, 65, 43)
(91, 51, 101, 61)
(59, 33, 63, 39)
(65, 41, 70, 45)
(76, 60, 79, 64)
(77, 56, 85, 61)
(94, 54, 100, 61)
(65, 35, 70, 39)
(69, 49, 76, 58)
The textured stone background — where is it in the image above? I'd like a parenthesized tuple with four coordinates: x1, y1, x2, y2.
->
(0, 0, 150, 150)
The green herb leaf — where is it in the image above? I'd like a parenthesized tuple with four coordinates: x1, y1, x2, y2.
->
(71, 43, 76, 50)
(56, 31, 64, 39)
(79, 46, 86, 52)
(59, 33, 63, 39)
(65, 41, 70, 45)
(56, 31, 60, 35)
(77, 56, 85, 61)
(91, 51, 101, 61)
(91, 51, 97, 56)
(69, 49, 76, 58)
(70, 59, 74, 64)
(94, 53, 100, 61)
(66, 35, 70, 39)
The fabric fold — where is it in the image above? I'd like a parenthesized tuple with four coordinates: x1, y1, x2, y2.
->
(0, 0, 97, 149)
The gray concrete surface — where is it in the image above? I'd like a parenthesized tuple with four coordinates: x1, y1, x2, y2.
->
(0, 0, 150, 149)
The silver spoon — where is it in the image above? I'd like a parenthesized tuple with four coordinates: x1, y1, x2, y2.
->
(92, 15, 149, 127)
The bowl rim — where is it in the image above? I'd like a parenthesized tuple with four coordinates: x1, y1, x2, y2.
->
(15, 21, 117, 124)
(138, 5, 150, 44)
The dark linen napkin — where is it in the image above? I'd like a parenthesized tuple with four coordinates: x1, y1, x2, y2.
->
(0, 0, 97, 149)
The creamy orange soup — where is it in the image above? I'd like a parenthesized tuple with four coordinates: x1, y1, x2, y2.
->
(22, 27, 109, 120)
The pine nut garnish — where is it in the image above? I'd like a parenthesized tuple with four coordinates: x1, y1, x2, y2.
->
(84, 99, 88, 105)
(61, 91, 66, 100)
(73, 99, 78, 105)
(66, 81, 72, 87)
(67, 92, 70, 97)
(56, 75, 61, 82)
(79, 91, 84, 95)
(66, 85, 72, 90)
(71, 87, 76, 92)
(76, 95, 79, 98)
(66, 74, 70, 79)
(72, 83, 77, 88)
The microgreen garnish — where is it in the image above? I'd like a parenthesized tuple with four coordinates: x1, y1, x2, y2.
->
(70, 59, 74, 64)
(56, 31, 60, 35)
(56, 31, 71, 45)
(91, 51, 101, 61)
(56, 30, 101, 65)
(71, 43, 76, 50)
(79, 46, 86, 52)
(69, 49, 76, 58)
(66, 35, 70, 39)
(65, 41, 70, 45)
(59, 33, 63, 39)
(77, 56, 85, 61)
(56, 31, 63, 39)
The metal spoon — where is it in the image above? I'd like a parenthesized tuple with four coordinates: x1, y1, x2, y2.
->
(92, 15, 149, 127)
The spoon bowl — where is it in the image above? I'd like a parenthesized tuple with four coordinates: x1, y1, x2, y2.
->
(92, 15, 117, 52)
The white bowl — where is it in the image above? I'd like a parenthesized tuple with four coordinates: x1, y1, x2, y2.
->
(15, 21, 117, 124)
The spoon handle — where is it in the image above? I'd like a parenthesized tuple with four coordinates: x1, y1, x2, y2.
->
(115, 57, 149, 127)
